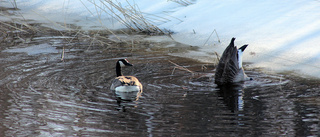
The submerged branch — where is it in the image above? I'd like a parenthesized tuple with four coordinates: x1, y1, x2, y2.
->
(169, 60, 194, 76)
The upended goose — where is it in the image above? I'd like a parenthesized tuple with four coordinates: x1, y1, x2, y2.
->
(110, 59, 142, 101)
(215, 37, 251, 85)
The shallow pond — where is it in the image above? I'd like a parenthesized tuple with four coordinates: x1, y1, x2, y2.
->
(0, 25, 320, 137)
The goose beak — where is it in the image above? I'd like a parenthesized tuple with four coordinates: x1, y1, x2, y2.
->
(126, 63, 133, 66)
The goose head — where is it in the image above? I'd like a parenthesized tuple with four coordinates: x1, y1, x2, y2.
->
(116, 59, 133, 77)
(117, 59, 133, 67)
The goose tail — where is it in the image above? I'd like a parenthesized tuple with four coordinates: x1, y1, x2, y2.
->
(237, 44, 248, 68)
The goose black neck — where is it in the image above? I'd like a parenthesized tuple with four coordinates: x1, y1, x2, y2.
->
(116, 63, 122, 77)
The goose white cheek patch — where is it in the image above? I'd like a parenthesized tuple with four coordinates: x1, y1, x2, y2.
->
(119, 61, 125, 67)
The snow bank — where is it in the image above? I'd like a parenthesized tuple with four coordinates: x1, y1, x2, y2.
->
(161, 1, 320, 78)
(2, 0, 320, 77)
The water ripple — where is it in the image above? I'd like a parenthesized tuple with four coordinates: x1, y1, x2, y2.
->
(1, 35, 320, 136)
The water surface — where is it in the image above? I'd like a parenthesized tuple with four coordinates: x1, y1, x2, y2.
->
(0, 22, 320, 137)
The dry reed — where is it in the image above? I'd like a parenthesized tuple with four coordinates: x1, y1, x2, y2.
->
(169, 60, 194, 76)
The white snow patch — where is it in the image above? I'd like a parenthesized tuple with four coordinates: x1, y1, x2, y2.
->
(2, 0, 320, 77)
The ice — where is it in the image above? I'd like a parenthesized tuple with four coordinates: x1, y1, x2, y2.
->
(1, 0, 320, 77)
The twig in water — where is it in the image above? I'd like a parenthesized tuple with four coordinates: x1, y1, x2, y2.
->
(203, 29, 220, 46)
(214, 51, 220, 66)
(203, 29, 215, 46)
(61, 46, 65, 61)
(201, 64, 208, 71)
(131, 39, 134, 51)
(214, 51, 220, 61)
(214, 29, 221, 43)
(169, 60, 194, 76)
(0, 21, 28, 33)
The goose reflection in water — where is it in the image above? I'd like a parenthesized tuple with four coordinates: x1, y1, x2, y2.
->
(113, 87, 143, 111)
(217, 84, 246, 128)
(217, 84, 245, 112)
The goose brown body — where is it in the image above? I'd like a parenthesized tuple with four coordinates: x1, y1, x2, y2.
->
(110, 59, 142, 101)
(110, 76, 143, 91)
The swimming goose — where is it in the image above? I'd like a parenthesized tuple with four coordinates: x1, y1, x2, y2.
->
(215, 37, 251, 85)
(110, 59, 143, 101)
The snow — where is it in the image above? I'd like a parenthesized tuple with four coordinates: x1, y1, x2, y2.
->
(2, 0, 320, 78)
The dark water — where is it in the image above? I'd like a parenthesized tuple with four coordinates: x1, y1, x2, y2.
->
(0, 27, 320, 137)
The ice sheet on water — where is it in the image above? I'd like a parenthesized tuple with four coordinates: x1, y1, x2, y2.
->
(3, 43, 58, 55)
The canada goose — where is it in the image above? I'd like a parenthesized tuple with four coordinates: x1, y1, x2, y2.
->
(215, 37, 251, 85)
(110, 59, 143, 101)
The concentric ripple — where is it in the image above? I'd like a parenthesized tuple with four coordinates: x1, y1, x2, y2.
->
(0, 34, 320, 136)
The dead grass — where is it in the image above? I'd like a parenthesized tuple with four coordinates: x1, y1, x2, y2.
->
(82, 0, 166, 35)
(203, 29, 220, 46)
(168, 0, 194, 6)
(169, 60, 195, 76)
(0, 19, 38, 48)
(0, 1, 193, 54)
